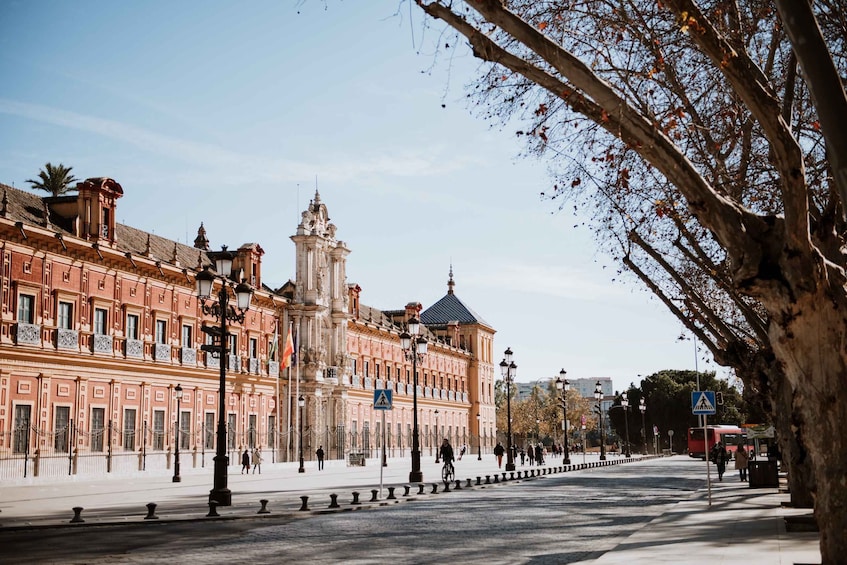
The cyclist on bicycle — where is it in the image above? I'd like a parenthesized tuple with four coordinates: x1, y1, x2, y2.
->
(440, 439, 455, 473)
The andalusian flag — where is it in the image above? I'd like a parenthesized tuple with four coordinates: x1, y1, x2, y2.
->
(281, 329, 295, 370)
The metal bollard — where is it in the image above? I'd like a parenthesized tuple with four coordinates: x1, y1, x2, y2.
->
(509, 472, 515, 481)
(454, 479, 462, 490)
(485, 475, 491, 484)
(258, 499, 270, 514)
(351, 491, 362, 505)
(299, 496, 309, 511)
(370, 489, 379, 502)
(329, 494, 340, 508)
(206, 501, 219, 517)
(144, 502, 159, 520)
(443, 481, 450, 492)
(403, 485, 411, 496)
(417, 483, 426, 495)
(466, 477, 473, 488)
(476, 476, 482, 485)
(502, 472, 507, 481)
(387, 487, 396, 500)
(430, 483, 439, 494)
(70, 507, 85, 523)
(493, 474, 500, 483)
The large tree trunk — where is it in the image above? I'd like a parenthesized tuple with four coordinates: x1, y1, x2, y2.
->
(767, 289, 847, 560)
(773, 367, 815, 508)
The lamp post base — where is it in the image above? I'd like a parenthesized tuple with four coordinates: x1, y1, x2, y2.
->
(505, 462, 516, 471)
(209, 488, 232, 507)
(563, 457, 571, 465)
(298, 457, 305, 473)
(409, 449, 423, 483)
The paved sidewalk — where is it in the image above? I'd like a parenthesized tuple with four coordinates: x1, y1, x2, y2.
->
(0, 455, 823, 564)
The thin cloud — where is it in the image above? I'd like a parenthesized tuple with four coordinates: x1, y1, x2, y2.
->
(463, 262, 626, 301)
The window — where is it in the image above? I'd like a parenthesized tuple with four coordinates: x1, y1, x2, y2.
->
(375, 363, 380, 379)
(249, 337, 258, 359)
(57, 301, 73, 330)
(182, 324, 192, 347)
(153, 410, 165, 450)
(13, 405, 31, 454)
(155, 319, 167, 344)
(101, 207, 110, 238)
(248, 414, 257, 448)
(228, 334, 237, 355)
(352, 359, 357, 375)
(205, 413, 215, 450)
(91, 407, 105, 452)
(227, 414, 237, 450)
(364, 361, 369, 378)
(54, 406, 70, 451)
(267, 415, 276, 448)
(126, 313, 139, 340)
(17, 294, 35, 323)
(94, 308, 108, 335)
(179, 411, 190, 450)
(123, 409, 137, 451)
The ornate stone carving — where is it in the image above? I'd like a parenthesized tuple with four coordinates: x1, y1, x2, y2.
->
(248, 357, 260, 374)
(56, 328, 78, 349)
(154, 343, 171, 362)
(125, 339, 143, 358)
(93, 334, 113, 354)
(180, 347, 196, 366)
(206, 352, 220, 368)
(15, 323, 40, 345)
(268, 360, 279, 377)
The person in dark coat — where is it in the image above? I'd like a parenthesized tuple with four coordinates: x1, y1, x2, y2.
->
(316, 445, 325, 470)
(241, 449, 250, 474)
(535, 443, 544, 466)
(710, 442, 728, 481)
(494, 442, 505, 468)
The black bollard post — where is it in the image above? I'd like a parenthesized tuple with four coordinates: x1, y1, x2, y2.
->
(466, 477, 473, 488)
(329, 494, 340, 508)
(454, 479, 462, 490)
(443, 480, 450, 492)
(476, 476, 482, 485)
(493, 474, 500, 483)
(351, 491, 361, 505)
(70, 507, 84, 523)
(206, 501, 219, 517)
(387, 487, 396, 500)
(430, 483, 439, 494)
(485, 475, 491, 484)
(417, 483, 426, 495)
(370, 489, 378, 502)
(258, 499, 270, 514)
(403, 485, 411, 496)
(299, 496, 309, 511)
(144, 502, 158, 520)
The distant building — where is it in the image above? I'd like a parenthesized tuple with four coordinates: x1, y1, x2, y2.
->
(516, 377, 613, 401)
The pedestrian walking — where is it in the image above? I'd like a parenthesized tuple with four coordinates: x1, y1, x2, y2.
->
(251, 447, 262, 474)
(734, 443, 749, 481)
(535, 443, 544, 466)
(459, 444, 466, 460)
(316, 445, 325, 470)
(710, 441, 728, 481)
(241, 449, 250, 474)
(494, 442, 505, 468)
(527, 445, 535, 466)
(519, 448, 526, 466)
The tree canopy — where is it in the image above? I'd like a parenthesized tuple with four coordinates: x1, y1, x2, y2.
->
(26, 162, 78, 197)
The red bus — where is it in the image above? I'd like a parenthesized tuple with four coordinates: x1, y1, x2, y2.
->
(687, 425, 746, 459)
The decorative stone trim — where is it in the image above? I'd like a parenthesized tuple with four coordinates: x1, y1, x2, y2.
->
(93, 334, 113, 354)
(206, 351, 220, 368)
(181, 347, 196, 366)
(154, 343, 171, 362)
(248, 357, 260, 374)
(268, 360, 279, 377)
(125, 339, 143, 359)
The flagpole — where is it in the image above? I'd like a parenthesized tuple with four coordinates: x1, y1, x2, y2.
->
(273, 319, 279, 462)
(286, 322, 293, 463)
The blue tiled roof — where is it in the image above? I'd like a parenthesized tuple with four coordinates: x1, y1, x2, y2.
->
(420, 293, 489, 327)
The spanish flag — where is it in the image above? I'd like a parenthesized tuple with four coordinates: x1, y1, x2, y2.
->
(281, 329, 295, 370)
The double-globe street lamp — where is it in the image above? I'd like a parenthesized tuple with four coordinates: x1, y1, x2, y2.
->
(499, 348, 517, 472)
(594, 380, 607, 460)
(639, 397, 647, 455)
(621, 392, 631, 458)
(196, 246, 254, 507)
(555, 370, 571, 465)
(172, 383, 183, 482)
(400, 316, 428, 483)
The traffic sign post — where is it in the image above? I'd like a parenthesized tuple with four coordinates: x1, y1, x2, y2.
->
(373, 389, 393, 496)
(692, 390, 716, 505)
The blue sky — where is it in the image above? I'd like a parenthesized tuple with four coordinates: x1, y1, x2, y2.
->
(0, 0, 719, 392)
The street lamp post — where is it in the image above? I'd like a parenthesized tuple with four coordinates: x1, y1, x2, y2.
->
(298, 395, 305, 473)
(499, 348, 517, 472)
(594, 381, 607, 460)
(621, 392, 631, 458)
(639, 398, 647, 455)
(172, 383, 183, 482)
(196, 246, 254, 507)
(476, 412, 482, 460)
(555, 370, 571, 465)
(400, 316, 427, 483)
(434, 409, 440, 463)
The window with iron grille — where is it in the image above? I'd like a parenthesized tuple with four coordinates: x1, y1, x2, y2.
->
(91, 407, 105, 452)
(123, 409, 136, 451)
(153, 410, 165, 450)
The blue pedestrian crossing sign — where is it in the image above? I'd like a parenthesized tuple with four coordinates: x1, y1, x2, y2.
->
(373, 389, 393, 410)
(692, 391, 717, 415)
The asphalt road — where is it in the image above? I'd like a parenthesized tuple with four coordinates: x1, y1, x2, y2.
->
(1, 457, 706, 564)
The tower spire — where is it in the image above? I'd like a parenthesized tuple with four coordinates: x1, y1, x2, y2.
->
(448, 263, 455, 295)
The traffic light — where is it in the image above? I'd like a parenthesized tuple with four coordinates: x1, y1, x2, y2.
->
(716, 391, 724, 405)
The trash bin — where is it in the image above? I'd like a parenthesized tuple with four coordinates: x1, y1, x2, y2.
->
(748, 459, 778, 488)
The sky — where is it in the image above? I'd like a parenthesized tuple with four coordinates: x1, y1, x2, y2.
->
(0, 0, 721, 393)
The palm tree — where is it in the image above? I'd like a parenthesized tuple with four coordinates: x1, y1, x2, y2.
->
(26, 163, 79, 197)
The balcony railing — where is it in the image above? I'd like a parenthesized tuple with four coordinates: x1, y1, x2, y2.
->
(248, 357, 260, 374)
(180, 347, 196, 366)
(268, 360, 279, 377)
(154, 343, 171, 362)
(93, 334, 113, 354)
(125, 339, 143, 358)
(15, 322, 41, 345)
(56, 328, 78, 350)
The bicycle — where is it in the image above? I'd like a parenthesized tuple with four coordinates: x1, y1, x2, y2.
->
(441, 460, 455, 484)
